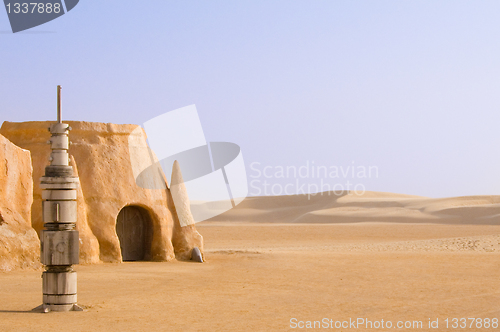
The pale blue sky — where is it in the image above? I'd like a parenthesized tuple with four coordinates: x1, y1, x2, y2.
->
(1, 1, 500, 197)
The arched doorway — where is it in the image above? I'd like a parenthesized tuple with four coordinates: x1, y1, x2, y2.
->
(116, 206, 153, 261)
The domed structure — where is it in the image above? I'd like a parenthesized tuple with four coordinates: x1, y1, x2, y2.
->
(0, 120, 203, 265)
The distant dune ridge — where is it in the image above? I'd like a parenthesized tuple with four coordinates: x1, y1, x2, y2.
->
(206, 191, 500, 225)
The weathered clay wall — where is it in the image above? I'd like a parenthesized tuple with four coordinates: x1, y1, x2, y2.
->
(171, 160, 204, 259)
(1, 121, 203, 263)
(0, 134, 40, 272)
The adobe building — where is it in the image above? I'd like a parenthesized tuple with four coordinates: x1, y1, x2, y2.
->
(0, 120, 203, 269)
(0, 133, 40, 272)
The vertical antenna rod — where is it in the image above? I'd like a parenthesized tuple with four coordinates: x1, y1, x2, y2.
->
(57, 85, 62, 123)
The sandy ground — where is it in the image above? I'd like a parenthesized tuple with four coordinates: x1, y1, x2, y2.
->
(1, 192, 500, 331)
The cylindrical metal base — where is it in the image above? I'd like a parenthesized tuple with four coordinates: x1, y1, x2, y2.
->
(43, 294, 77, 304)
(43, 271, 77, 294)
(42, 270, 77, 308)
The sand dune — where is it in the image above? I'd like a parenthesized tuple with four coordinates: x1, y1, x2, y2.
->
(2, 191, 500, 331)
(205, 191, 500, 225)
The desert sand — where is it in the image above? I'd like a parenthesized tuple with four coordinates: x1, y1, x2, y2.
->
(1, 191, 499, 331)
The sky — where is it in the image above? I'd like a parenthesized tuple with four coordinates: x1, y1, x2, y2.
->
(1, 1, 500, 198)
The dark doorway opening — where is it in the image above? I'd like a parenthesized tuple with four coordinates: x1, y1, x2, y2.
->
(116, 206, 153, 261)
